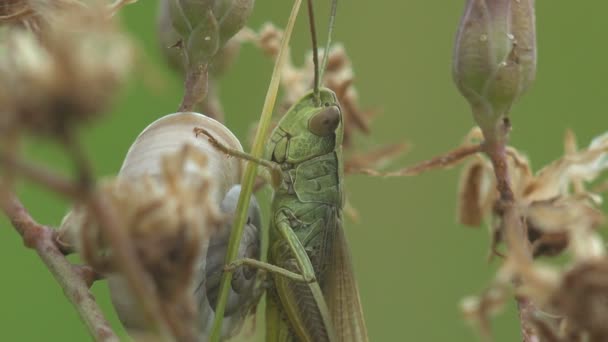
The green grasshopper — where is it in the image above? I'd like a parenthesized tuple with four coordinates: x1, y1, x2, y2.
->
(197, 0, 369, 340)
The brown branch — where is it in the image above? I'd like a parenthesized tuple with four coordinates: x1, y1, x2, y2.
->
(0, 194, 118, 342)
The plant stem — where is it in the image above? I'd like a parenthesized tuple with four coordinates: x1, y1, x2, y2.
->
(179, 63, 209, 114)
(208, 1, 303, 340)
(0, 194, 118, 342)
(481, 120, 538, 342)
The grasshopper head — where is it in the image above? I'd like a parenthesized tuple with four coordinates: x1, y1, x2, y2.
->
(268, 88, 343, 164)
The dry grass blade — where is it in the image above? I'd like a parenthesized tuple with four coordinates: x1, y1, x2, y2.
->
(357, 143, 482, 177)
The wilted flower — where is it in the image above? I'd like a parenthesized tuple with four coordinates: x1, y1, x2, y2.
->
(453, 0, 536, 139)
(0, 5, 133, 135)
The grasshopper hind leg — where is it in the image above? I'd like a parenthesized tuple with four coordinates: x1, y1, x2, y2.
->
(225, 258, 315, 283)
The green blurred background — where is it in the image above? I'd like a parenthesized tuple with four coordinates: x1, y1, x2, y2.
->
(2, 1, 607, 341)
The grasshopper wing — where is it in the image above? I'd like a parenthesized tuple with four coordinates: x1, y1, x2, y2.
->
(325, 215, 370, 342)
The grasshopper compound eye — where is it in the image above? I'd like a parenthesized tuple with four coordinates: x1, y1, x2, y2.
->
(309, 105, 341, 136)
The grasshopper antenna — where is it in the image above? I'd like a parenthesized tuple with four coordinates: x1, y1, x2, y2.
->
(319, 0, 338, 84)
(306, 0, 321, 105)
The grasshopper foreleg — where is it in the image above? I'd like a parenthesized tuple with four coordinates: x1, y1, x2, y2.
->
(194, 127, 283, 187)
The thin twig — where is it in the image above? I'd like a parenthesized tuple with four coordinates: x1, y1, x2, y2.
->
(0, 194, 118, 342)
(0, 153, 80, 197)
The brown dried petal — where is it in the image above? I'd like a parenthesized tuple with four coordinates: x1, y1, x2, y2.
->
(524, 197, 604, 258)
(523, 132, 608, 202)
(526, 198, 604, 235)
(505, 146, 533, 197)
(461, 284, 512, 339)
(458, 158, 494, 226)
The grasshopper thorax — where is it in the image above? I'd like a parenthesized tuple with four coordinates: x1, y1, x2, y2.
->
(268, 88, 343, 164)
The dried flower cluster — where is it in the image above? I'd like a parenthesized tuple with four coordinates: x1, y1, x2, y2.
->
(65, 145, 219, 297)
(456, 128, 608, 340)
(60, 144, 223, 339)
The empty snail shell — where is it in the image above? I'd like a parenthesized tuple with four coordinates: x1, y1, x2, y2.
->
(61, 112, 263, 339)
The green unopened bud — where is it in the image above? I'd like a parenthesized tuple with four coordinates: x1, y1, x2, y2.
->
(453, 0, 536, 138)
(167, 0, 253, 67)
(169, 0, 216, 37)
(214, 0, 255, 44)
(186, 9, 220, 64)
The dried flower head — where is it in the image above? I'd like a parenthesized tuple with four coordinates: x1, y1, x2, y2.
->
(458, 128, 608, 258)
(453, 0, 536, 139)
(62, 144, 222, 301)
(0, 4, 133, 135)
(451, 128, 608, 340)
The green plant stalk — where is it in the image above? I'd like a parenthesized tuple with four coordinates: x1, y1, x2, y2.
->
(208, 1, 302, 340)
